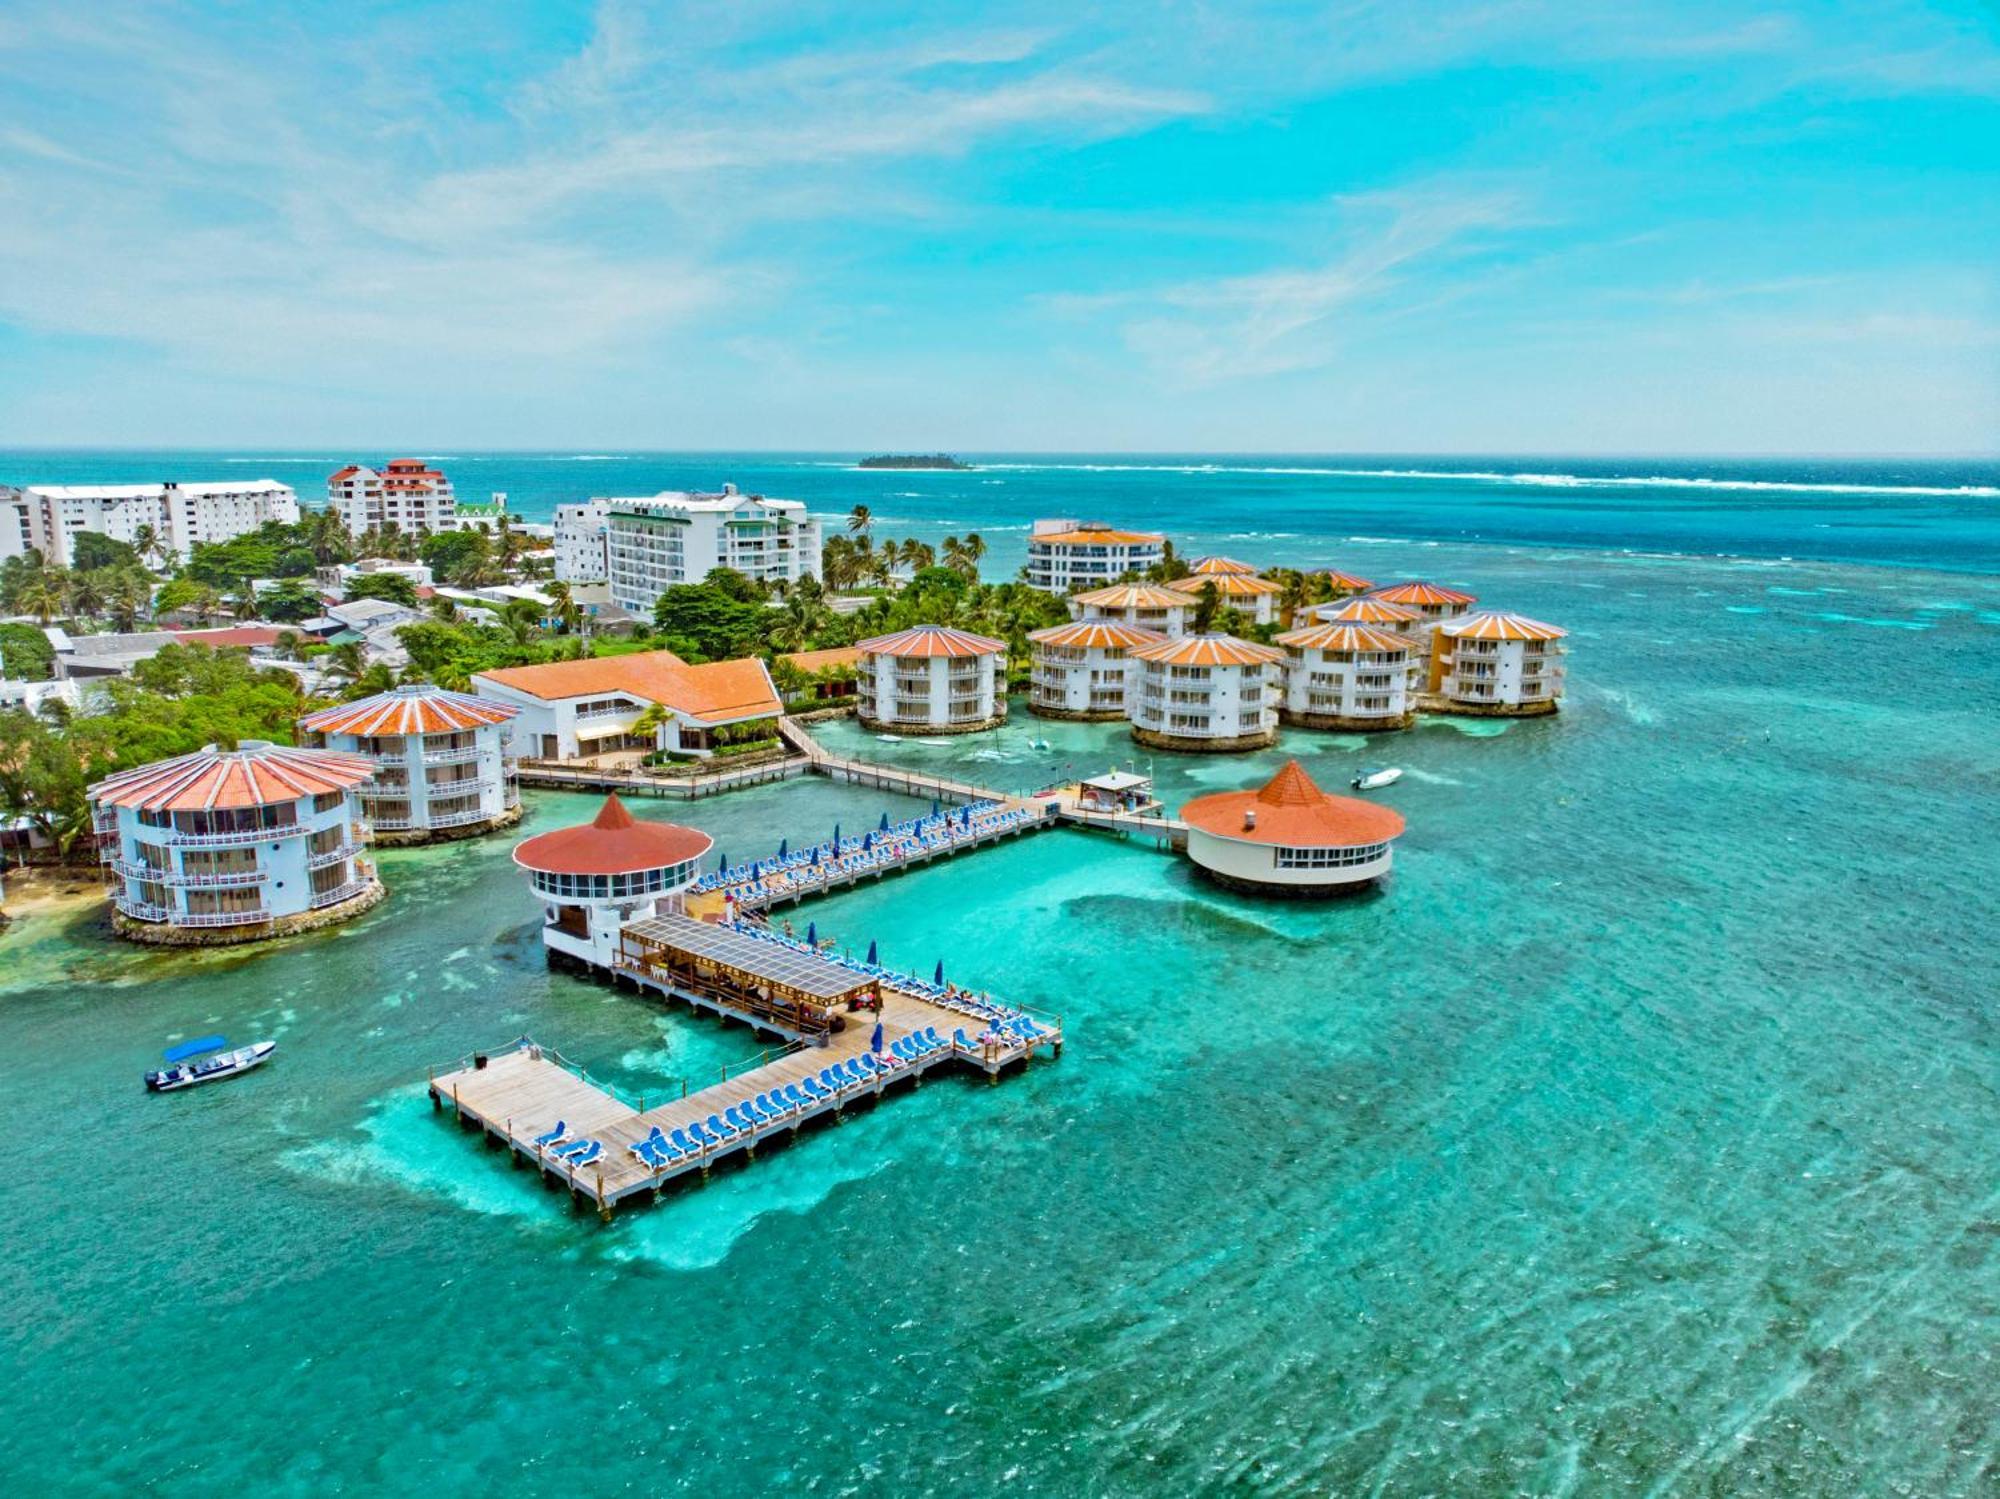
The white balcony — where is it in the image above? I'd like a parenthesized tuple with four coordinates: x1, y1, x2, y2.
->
(164, 824, 302, 849)
(426, 805, 496, 829)
(307, 841, 359, 870)
(420, 743, 482, 766)
(310, 878, 372, 909)
(115, 860, 264, 888)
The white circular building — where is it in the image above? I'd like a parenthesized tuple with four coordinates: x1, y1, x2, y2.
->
(856, 624, 1008, 734)
(1274, 622, 1415, 731)
(513, 794, 713, 971)
(1127, 633, 1285, 752)
(1187, 570, 1282, 626)
(297, 684, 521, 843)
(1181, 759, 1406, 897)
(1069, 582, 1202, 637)
(1186, 555, 1258, 577)
(1431, 609, 1569, 716)
(89, 740, 382, 945)
(1027, 619, 1166, 720)
(1366, 580, 1479, 622)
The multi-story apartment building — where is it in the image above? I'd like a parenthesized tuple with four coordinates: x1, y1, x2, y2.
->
(1274, 622, 1414, 731)
(296, 686, 522, 842)
(1127, 633, 1284, 752)
(553, 500, 612, 582)
(856, 625, 1007, 733)
(1068, 582, 1201, 638)
(605, 485, 821, 615)
(327, 459, 456, 537)
(1027, 619, 1165, 721)
(1430, 610, 1568, 716)
(1183, 570, 1282, 626)
(88, 740, 381, 945)
(0, 493, 31, 561)
(1025, 520, 1168, 593)
(0, 480, 300, 564)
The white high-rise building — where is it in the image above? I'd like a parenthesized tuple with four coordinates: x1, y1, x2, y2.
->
(0, 480, 300, 565)
(1025, 520, 1168, 593)
(0, 494, 31, 562)
(554, 500, 612, 582)
(327, 459, 456, 537)
(605, 485, 821, 615)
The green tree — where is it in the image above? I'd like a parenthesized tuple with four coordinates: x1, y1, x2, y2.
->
(345, 572, 419, 608)
(652, 584, 765, 662)
(419, 529, 491, 587)
(256, 579, 323, 622)
(70, 532, 142, 572)
(1191, 580, 1222, 634)
(0, 622, 56, 680)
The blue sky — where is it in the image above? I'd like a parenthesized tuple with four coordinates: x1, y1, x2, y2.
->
(0, 0, 1995, 453)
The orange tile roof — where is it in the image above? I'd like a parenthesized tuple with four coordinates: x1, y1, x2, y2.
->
(1188, 556, 1258, 575)
(1275, 622, 1412, 654)
(856, 624, 1005, 659)
(1028, 620, 1167, 650)
(299, 685, 519, 737)
(1072, 583, 1202, 609)
(1130, 633, 1285, 668)
(1197, 572, 1282, 596)
(1318, 597, 1422, 625)
(169, 626, 290, 649)
(778, 647, 864, 673)
(1030, 523, 1166, 546)
(1181, 759, 1406, 847)
(1369, 581, 1478, 607)
(89, 741, 376, 813)
(1313, 569, 1374, 591)
(473, 649, 780, 724)
(513, 794, 713, 876)
(1441, 609, 1568, 642)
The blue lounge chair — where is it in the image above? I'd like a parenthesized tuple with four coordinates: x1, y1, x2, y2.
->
(843, 1059, 870, 1084)
(741, 1096, 772, 1124)
(532, 1120, 570, 1148)
(798, 1075, 829, 1101)
(628, 1138, 660, 1166)
(953, 1028, 975, 1049)
(818, 1067, 845, 1093)
(755, 1092, 785, 1118)
(704, 1113, 738, 1140)
(783, 1083, 812, 1108)
(670, 1127, 699, 1155)
(685, 1121, 717, 1148)
(560, 1139, 601, 1167)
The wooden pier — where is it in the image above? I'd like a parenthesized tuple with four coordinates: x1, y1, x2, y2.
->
(428, 962, 1060, 1219)
(514, 756, 810, 799)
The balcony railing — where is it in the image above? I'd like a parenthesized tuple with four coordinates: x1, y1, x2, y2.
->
(115, 860, 264, 888)
(310, 878, 372, 910)
(575, 705, 640, 724)
(164, 824, 302, 849)
(426, 805, 496, 829)
(175, 906, 275, 928)
(307, 841, 358, 870)
(420, 744, 482, 766)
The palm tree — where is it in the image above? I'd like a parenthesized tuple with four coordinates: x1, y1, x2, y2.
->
(941, 536, 979, 582)
(429, 594, 460, 623)
(19, 569, 70, 624)
(66, 571, 106, 620)
(1191, 580, 1222, 634)
(963, 533, 987, 578)
(106, 570, 151, 631)
(131, 523, 167, 570)
(324, 641, 366, 685)
(346, 663, 397, 700)
(308, 508, 353, 565)
(847, 505, 872, 538)
(273, 630, 305, 661)
(498, 598, 544, 645)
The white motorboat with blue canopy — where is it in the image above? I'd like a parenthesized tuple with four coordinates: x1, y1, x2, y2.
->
(145, 1035, 276, 1092)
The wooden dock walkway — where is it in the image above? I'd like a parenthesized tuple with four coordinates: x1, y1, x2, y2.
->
(429, 973, 1060, 1219)
(514, 756, 811, 799)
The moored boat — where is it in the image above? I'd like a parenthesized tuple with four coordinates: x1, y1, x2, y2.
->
(1351, 767, 1403, 791)
(145, 1036, 277, 1092)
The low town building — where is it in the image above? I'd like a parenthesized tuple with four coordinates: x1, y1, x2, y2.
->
(88, 740, 382, 944)
(1069, 582, 1201, 637)
(297, 685, 522, 842)
(1430, 610, 1569, 715)
(1025, 520, 1168, 593)
(1274, 622, 1414, 730)
(856, 624, 1007, 733)
(1027, 619, 1165, 720)
(1181, 759, 1405, 897)
(472, 650, 783, 761)
(1127, 633, 1284, 752)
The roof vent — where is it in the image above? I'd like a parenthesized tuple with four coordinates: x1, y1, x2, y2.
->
(1243, 809, 1257, 831)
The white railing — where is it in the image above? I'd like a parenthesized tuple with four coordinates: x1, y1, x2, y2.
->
(575, 705, 640, 724)
(115, 860, 264, 888)
(307, 841, 358, 870)
(426, 805, 495, 829)
(114, 896, 171, 922)
(165, 824, 301, 849)
(175, 906, 274, 928)
(310, 878, 371, 909)
(369, 816, 414, 831)
(420, 744, 482, 766)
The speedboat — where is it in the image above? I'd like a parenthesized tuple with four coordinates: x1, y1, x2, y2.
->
(1351, 767, 1403, 791)
(145, 1036, 277, 1092)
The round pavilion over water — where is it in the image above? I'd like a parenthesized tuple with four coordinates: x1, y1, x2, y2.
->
(512, 794, 712, 970)
(1180, 759, 1405, 896)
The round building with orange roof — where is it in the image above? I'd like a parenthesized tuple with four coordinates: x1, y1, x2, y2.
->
(1027, 619, 1166, 720)
(513, 794, 713, 969)
(1127, 633, 1285, 752)
(1181, 759, 1406, 895)
(88, 739, 384, 944)
(1273, 621, 1415, 731)
(1068, 582, 1202, 637)
(1431, 609, 1569, 716)
(856, 624, 1008, 734)
(298, 684, 521, 843)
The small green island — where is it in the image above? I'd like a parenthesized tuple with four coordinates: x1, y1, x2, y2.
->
(857, 453, 973, 470)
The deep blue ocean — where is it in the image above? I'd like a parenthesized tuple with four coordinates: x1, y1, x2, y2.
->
(2, 450, 1996, 1495)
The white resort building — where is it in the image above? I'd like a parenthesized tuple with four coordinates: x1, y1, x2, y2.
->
(327, 460, 456, 537)
(1274, 622, 1415, 731)
(856, 624, 1007, 734)
(605, 486, 822, 615)
(89, 741, 381, 945)
(1025, 521, 1168, 593)
(473, 651, 783, 762)
(1181, 759, 1406, 897)
(1366, 581, 1478, 663)
(1127, 633, 1284, 752)
(1070, 583, 1200, 637)
(554, 500, 612, 582)
(1186, 556, 1258, 577)
(297, 686, 522, 842)
(1184, 570, 1282, 626)
(1027, 619, 1165, 721)
(513, 795, 711, 971)
(0, 479, 300, 565)
(1429, 610, 1569, 716)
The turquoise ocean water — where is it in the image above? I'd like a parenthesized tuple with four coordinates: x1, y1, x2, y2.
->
(1, 453, 1996, 1494)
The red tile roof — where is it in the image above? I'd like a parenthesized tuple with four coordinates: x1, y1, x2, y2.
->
(1129, 633, 1284, 668)
(474, 651, 780, 724)
(1027, 620, 1167, 650)
(856, 624, 1005, 659)
(1181, 760, 1406, 848)
(89, 741, 376, 813)
(170, 626, 287, 649)
(512, 795, 713, 876)
(778, 647, 864, 673)
(299, 685, 519, 737)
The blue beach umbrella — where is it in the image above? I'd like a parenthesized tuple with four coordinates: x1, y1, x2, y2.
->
(960, 806, 971, 828)
(777, 838, 788, 859)
(807, 921, 817, 947)
(833, 822, 841, 846)
(870, 1021, 884, 1054)
(931, 798, 940, 816)
(879, 811, 890, 831)
(863, 832, 874, 852)
(934, 959, 945, 985)
(811, 845, 821, 867)
(717, 853, 728, 872)
(866, 939, 878, 964)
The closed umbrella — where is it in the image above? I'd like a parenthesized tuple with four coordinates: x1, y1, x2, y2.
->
(806, 921, 817, 948)
(961, 806, 971, 828)
(777, 838, 788, 859)
(870, 1020, 884, 1054)
(718, 853, 728, 872)
(833, 822, 842, 847)
(863, 832, 874, 852)
(878, 812, 890, 832)
(866, 939, 878, 965)
(934, 959, 945, 985)
(811, 845, 821, 867)
(931, 798, 940, 816)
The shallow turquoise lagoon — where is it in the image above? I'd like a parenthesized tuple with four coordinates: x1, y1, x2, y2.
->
(2, 546, 1996, 1495)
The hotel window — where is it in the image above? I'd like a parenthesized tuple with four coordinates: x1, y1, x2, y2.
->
(1274, 843, 1388, 869)
(313, 792, 345, 815)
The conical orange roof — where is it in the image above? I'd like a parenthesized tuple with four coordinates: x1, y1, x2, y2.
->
(512, 794, 713, 876)
(1180, 760, 1406, 847)
(594, 793, 636, 829)
(1256, 760, 1323, 807)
